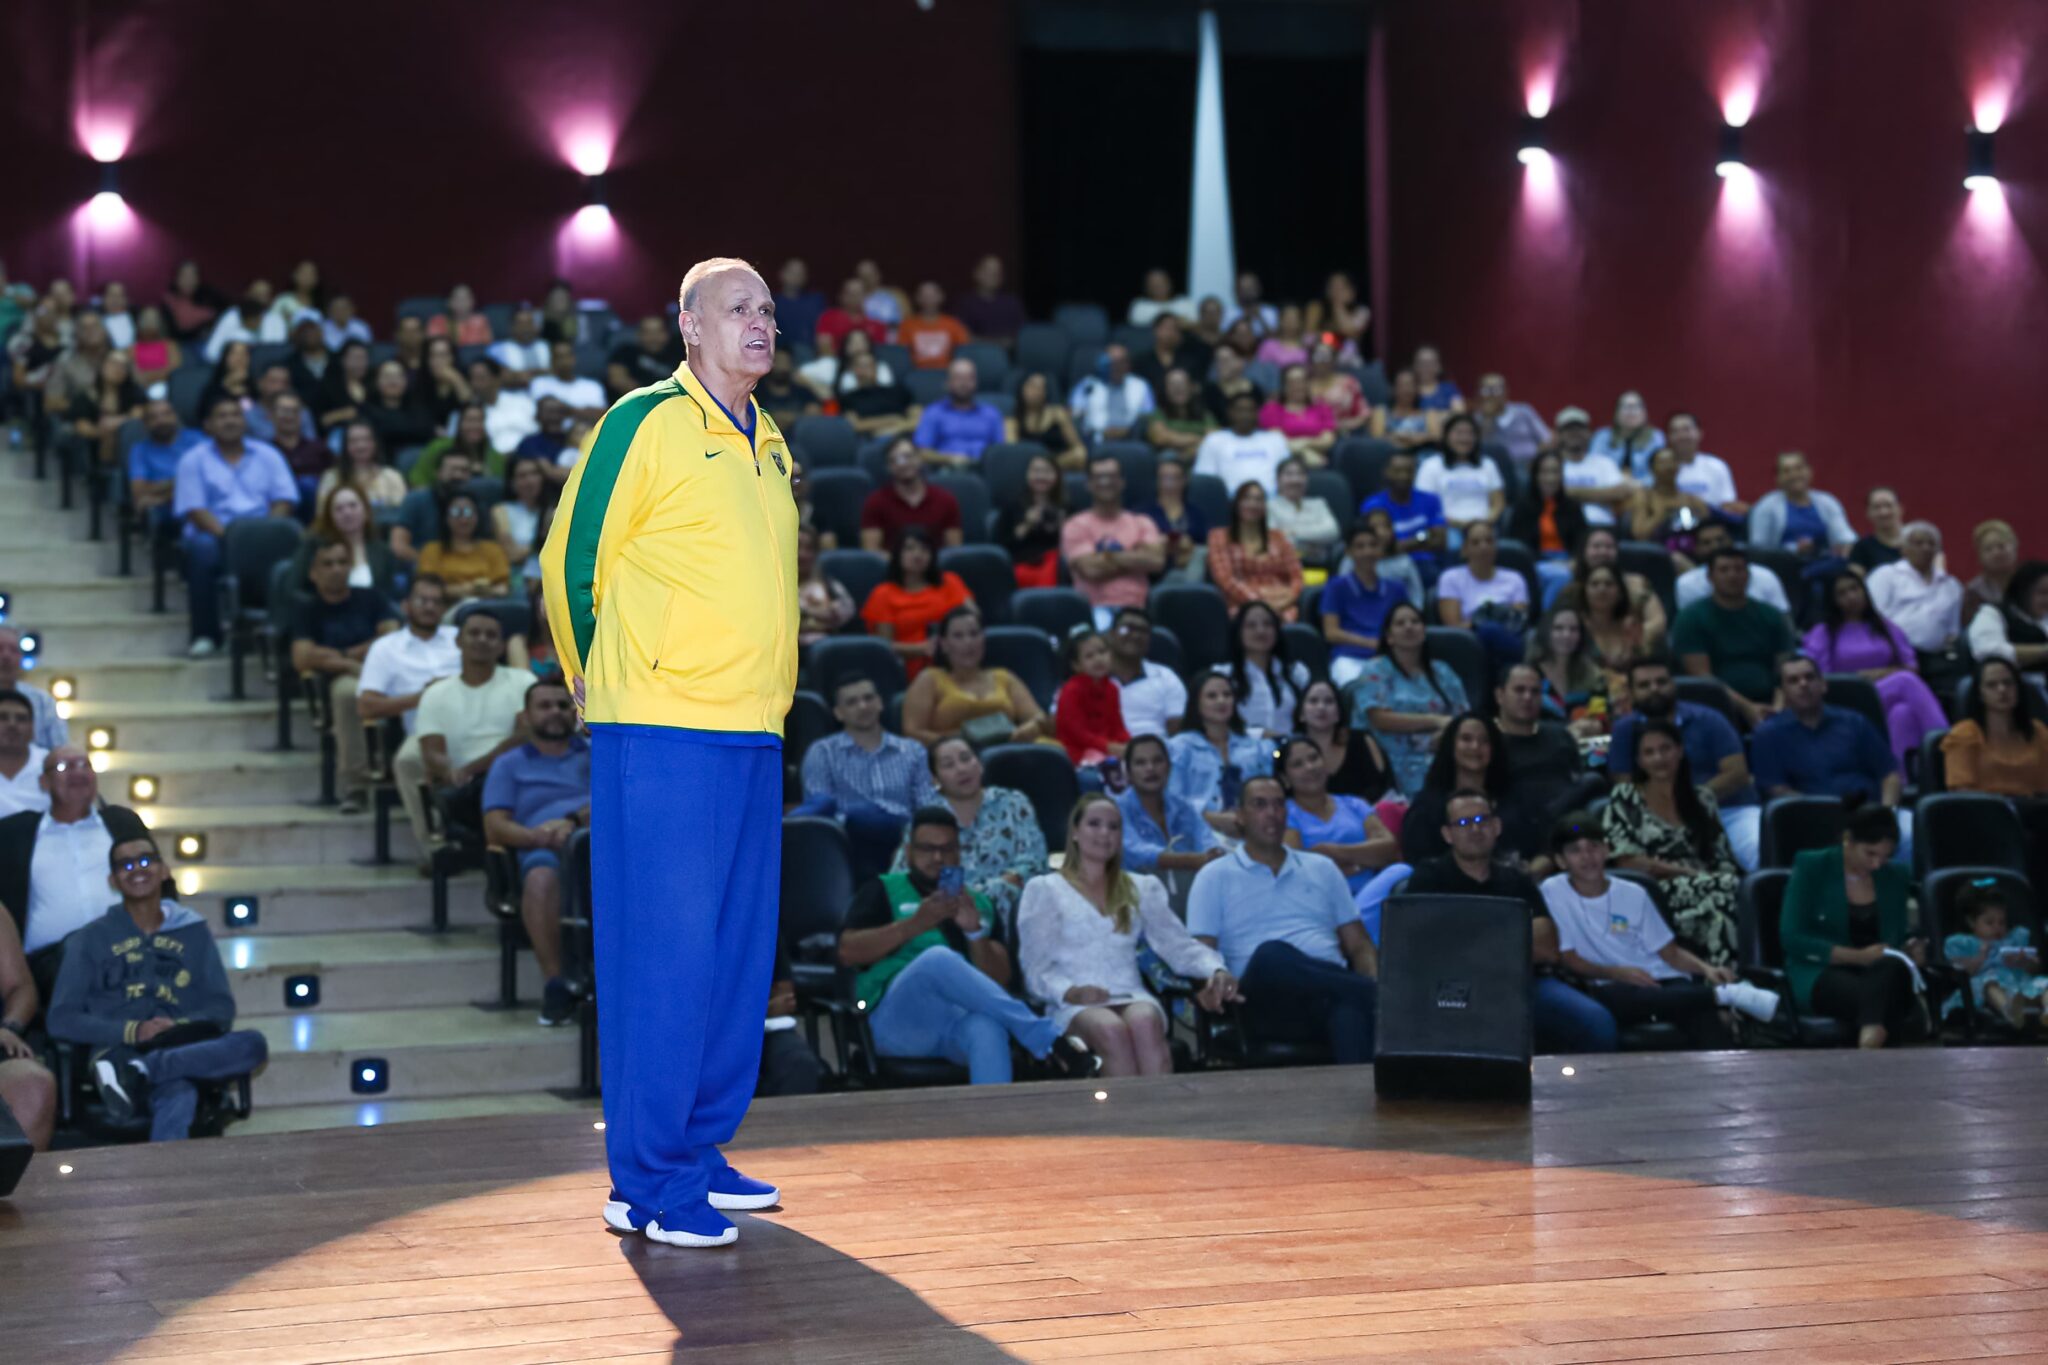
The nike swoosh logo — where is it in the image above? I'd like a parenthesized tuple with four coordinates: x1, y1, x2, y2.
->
(705, 449, 721, 459)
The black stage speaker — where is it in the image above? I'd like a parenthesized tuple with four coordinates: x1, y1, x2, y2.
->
(0, 1095, 30, 1197)
(1374, 894, 1533, 1103)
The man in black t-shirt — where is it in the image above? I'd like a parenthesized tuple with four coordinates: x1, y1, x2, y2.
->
(605, 315, 686, 400)
(1494, 663, 1598, 867)
(837, 350, 918, 439)
(290, 539, 397, 812)
(1401, 790, 1617, 1053)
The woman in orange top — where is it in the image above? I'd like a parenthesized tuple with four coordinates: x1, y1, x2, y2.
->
(861, 526, 973, 682)
(1206, 481, 1304, 622)
(1941, 657, 2048, 796)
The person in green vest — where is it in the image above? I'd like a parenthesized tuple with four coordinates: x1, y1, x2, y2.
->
(1779, 799, 1925, 1048)
(838, 805, 1100, 1083)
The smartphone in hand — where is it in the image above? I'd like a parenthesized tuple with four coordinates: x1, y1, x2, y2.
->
(937, 865, 965, 897)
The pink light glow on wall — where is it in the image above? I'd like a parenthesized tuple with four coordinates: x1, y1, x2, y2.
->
(1720, 80, 1759, 129)
(1525, 73, 1556, 120)
(1519, 149, 1563, 222)
(1713, 163, 1772, 251)
(1969, 47, 2021, 132)
(555, 116, 616, 177)
(554, 205, 620, 279)
(1963, 179, 2013, 239)
(74, 109, 132, 163)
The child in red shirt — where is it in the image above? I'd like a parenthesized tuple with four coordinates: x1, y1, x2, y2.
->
(1054, 630, 1130, 768)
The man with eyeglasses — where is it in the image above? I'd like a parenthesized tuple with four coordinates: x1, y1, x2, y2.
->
(47, 835, 268, 1140)
(0, 743, 149, 1005)
(0, 689, 47, 819)
(1404, 788, 1619, 1052)
(1104, 607, 1186, 738)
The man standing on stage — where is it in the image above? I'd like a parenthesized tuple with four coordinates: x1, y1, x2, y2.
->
(541, 257, 796, 1248)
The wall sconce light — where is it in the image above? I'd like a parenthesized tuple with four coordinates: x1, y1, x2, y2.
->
(1516, 114, 1548, 166)
(1966, 127, 1997, 190)
(1715, 125, 1745, 178)
(583, 172, 608, 208)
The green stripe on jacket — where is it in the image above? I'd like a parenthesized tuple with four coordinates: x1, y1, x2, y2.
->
(561, 380, 682, 669)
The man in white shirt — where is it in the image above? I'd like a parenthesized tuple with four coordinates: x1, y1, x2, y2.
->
(0, 692, 48, 819)
(15, 748, 139, 962)
(0, 627, 66, 750)
(1222, 272, 1279, 336)
(1868, 521, 1964, 652)
(1675, 522, 1791, 612)
(1068, 344, 1155, 443)
(490, 306, 552, 387)
(203, 285, 287, 362)
(1555, 406, 1632, 527)
(1192, 392, 1290, 497)
(1665, 413, 1745, 515)
(465, 356, 539, 452)
(399, 611, 531, 862)
(1106, 608, 1188, 739)
(357, 577, 460, 739)
(529, 340, 608, 425)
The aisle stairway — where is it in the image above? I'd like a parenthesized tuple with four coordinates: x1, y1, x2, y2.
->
(3, 448, 592, 1136)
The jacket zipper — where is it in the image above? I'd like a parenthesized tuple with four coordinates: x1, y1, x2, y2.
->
(751, 439, 792, 728)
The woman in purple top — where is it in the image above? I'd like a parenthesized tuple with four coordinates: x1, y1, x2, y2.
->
(1801, 572, 1949, 768)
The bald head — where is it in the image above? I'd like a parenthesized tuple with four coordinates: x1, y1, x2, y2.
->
(678, 257, 775, 386)
(678, 257, 767, 315)
(42, 743, 97, 819)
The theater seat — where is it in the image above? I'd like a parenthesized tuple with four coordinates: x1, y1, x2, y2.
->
(1737, 869, 1850, 1047)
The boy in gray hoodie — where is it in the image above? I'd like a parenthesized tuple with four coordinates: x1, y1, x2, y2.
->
(46, 834, 267, 1140)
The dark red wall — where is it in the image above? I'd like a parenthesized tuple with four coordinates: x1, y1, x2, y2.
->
(1381, 0, 2048, 572)
(1, 1, 1018, 322)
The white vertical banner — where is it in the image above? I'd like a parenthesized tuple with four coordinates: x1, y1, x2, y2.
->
(1186, 8, 1236, 306)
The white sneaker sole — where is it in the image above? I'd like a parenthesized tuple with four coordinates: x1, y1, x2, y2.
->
(604, 1186, 775, 1235)
(94, 1058, 132, 1111)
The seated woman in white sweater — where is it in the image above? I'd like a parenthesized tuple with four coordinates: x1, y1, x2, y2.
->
(1017, 794, 1241, 1076)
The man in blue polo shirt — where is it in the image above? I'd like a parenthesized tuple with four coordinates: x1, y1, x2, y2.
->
(1751, 655, 1911, 864)
(482, 677, 591, 1027)
(173, 396, 297, 658)
(126, 398, 204, 534)
(910, 357, 1003, 467)
(1321, 522, 1409, 686)
(1610, 654, 1762, 870)
(1187, 774, 1379, 1062)
(1358, 449, 1446, 583)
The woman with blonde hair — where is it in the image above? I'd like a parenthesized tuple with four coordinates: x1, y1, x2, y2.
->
(1016, 794, 1240, 1076)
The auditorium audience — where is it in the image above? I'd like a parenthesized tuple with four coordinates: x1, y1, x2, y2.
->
(1966, 560, 2048, 679)
(195, 340, 255, 429)
(492, 454, 555, 588)
(1576, 527, 1669, 640)
(1589, 390, 1664, 479)
(1570, 563, 1659, 669)
(1941, 656, 2048, 894)
(1751, 659, 1906, 846)
(1055, 631, 1130, 771)
(1867, 521, 1963, 654)
(1144, 456, 1212, 585)
(1417, 414, 1505, 541)
(1543, 816, 1777, 1046)
(1145, 368, 1215, 459)
(606, 315, 682, 399)
(1257, 364, 1337, 464)
(1527, 606, 1611, 733)
(861, 436, 963, 552)
(125, 398, 204, 527)
(175, 396, 298, 657)
(417, 492, 510, 603)
(465, 357, 539, 452)
(0, 628, 65, 750)
(1851, 486, 1906, 574)
(1663, 412, 1743, 515)
(1779, 801, 1921, 1048)
(1368, 368, 1440, 448)
(1473, 372, 1549, 469)
(481, 678, 590, 1027)
(410, 404, 502, 488)
(0, 694, 48, 820)
(837, 350, 918, 439)
(1557, 407, 1633, 528)
(1748, 450, 1856, 564)
(0, 909, 54, 1152)
(314, 340, 372, 436)
(798, 675, 939, 881)
(48, 833, 269, 1141)
(1307, 341, 1371, 436)
(291, 540, 399, 813)
(1360, 449, 1446, 580)
(1671, 549, 1796, 726)
(798, 327, 889, 401)
(912, 358, 1003, 466)
(1602, 719, 1743, 968)
(1069, 344, 1154, 443)
(894, 737, 1048, 929)
(861, 527, 972, 683)
(1404, 788, 1617, 1052)
(355, 574, 459, 760)
(64, 350, 144, 471)
(162, 260, 225, 343)
(406, 610, 529, 868)
(1410, 345, 1462, 412)
(1223, 601, 1311, 739)
(1226, 272, 1279, 336)
(1193, 391, 1290, 497)
(1000, 453, 1066, 587)
(1629, 447, 1712, 560)
(1961, 519, 2021, 628)
(1942, 881, 2043, 1032)
(0, 748, 142, 998)
(1493, 664, 1594, 860)
(1202, 344, 1265, 423)
(1435, 521, 1530, 673)
(1278, 736, 1405, 923)
(292, 483, 400, 599)
(1062, 454, 1167, 627)
(1115, 735, 1223, 874)
(1168, 673, 1275, 838)
(360, 358, 438, 455)
(490, 305, 551, 384)
(1007, 371, 1086, 468)
(958, 254, 1026, 342)
(1800, 571, 1948, 766)
(1355, 601, 1468, 795)
(901, 607, 1053, 750)
(129, 306, 182, 386)
(1675, 521, 1790, 614)
(1207, 482, 1304, 621)
(1127, 269, 1195, 328)
(843, 805, 1091, 1084)
(1306, 270, 1370, 361)
(1268, 456, 1342, 566)
(1018, 795, 1236, 1077)
(529, 340, 607, 425)
(1189, 775, 1379, 1062)
(1322, 523, 1407, 686)
(1611, 655, 1762, 871)
(1293, 679, 1397, 803)
(1508, 450, 1586, 602)
(1101, 608, 1186, 740)
(1398, 713, 1517, 866)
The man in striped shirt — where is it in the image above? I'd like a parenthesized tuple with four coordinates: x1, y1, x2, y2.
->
(794, 676, 935, 880)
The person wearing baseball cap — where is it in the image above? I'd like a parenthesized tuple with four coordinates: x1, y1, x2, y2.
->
(1554, 405, 1632, 528)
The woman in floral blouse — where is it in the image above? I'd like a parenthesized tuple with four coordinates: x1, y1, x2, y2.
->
(889, 735, 1048, 932)
(1207, 480, 1304, 622)
(1601, 718, 1743, 967)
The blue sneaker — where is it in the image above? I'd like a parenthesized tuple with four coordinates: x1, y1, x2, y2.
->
(601, 1190, 649, 1233)
(707, 1164, 780, 1211)
(645, 1200, 737, 1248)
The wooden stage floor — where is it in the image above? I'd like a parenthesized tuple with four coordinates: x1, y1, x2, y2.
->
(7, 1048, 2048, 1364)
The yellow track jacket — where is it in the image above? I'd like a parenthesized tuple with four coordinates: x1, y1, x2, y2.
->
(539, 362, 798, 737)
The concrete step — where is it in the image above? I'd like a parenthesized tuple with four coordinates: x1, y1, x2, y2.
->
(224, 927, 543, 1015)
(67, 698, 280, 753)
(0, 539, 124, 579)
(94, 748, 317, 806)
(188, 864, 490, 936)
(0, 577, 171, 616)
(137, 801, 419, 868)
(248, 1004, 581, 1106)
(9, 609, 191, 659)
(38, 656, 234, 704)
(227, 1090, 599, 1137)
